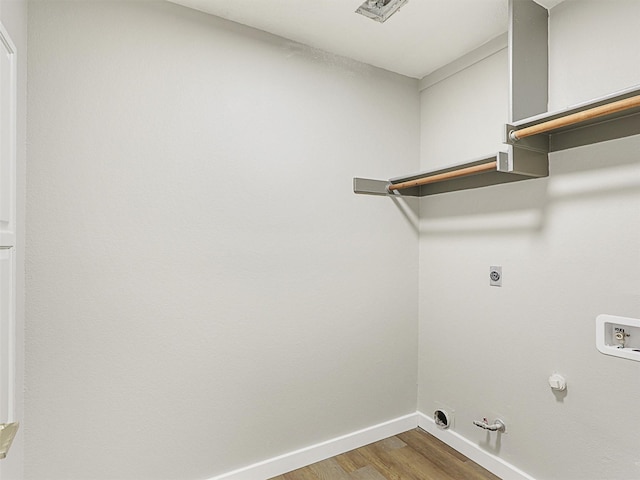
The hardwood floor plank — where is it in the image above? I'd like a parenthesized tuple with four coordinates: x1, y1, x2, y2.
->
(308, 457, 351, 480)
(335, 449, 370, 473)
(350, 465, 387, 480)
(357, 442, 427, 480)
(282, 468, 320, 480)
(398, 429, 468, 463)
(345, 445, 395, 479)
(396, 443, 461, 480)
(376, 436, 407, 451)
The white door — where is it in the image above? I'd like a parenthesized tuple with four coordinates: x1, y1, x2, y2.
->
(0, 22, 16, 248)
(0, 249, 13, 423)
(0, 21, 17, 471)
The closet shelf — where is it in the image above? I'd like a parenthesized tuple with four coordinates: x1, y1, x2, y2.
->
(353, 151, 547, 198)
(505, 85, 640, 153)
(354, 2, 640, 201)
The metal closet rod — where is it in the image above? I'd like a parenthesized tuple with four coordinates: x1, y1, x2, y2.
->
(387, 161, 498, 192)
(510, 93, 640, 141)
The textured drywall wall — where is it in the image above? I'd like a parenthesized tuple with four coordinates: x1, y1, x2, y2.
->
(417, 2, 640, 479)
(549, 0, 640, 109)
(26, 2, 419, 478)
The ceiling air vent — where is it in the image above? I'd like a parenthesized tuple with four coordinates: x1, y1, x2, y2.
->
(356, 0, 409, 23)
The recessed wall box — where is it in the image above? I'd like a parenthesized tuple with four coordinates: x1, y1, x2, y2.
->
(596, 314, 640, 362)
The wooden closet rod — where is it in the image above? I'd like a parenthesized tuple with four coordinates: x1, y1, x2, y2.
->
(510, 94, 640, 140)
(388, 161, 498, 192)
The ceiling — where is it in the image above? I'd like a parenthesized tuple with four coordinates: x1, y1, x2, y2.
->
(168, 0, 564, 79)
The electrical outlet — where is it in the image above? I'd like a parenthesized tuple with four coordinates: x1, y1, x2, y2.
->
(490, 266, 502, 287)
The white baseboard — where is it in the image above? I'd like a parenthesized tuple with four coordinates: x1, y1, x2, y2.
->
(416, 411, 536, 480)
(210, 413, 419, 480)
(210, 411, 536, 480)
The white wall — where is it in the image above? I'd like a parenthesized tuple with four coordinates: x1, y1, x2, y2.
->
(26, 1, 640, 479)
(0, 0, 26, 478)
(549, 0, 640, 109)
(25, 1, 419, 479)
(418, 2, 640, 480)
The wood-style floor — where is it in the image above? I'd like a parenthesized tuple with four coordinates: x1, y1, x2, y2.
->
(269, 428, 501, 480)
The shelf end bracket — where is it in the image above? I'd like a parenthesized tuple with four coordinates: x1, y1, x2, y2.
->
(353, 177, 394, 196)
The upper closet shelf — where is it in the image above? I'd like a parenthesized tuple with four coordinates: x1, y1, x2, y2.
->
(353, 151, 547, 197)
(505, 85, 640, 153)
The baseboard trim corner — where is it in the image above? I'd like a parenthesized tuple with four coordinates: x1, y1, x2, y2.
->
(210, 411, 536, 480)
(416, 411, 536, 480)
(210, 412, 418, 480)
